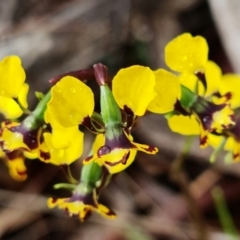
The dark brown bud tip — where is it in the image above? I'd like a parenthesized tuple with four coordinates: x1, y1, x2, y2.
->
(49, 69, 95, 85)
(93, 63, 108, 85)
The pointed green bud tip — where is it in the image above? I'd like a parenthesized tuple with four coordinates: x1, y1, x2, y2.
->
(100, 85, 122, 125)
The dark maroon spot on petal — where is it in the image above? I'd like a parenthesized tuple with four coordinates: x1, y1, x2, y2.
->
(82, 209, 92, 220)
(105, 208, 116, 217)
(51, 198, 57, 204)
(105, 151, 130, 166)
(97, 145, 111, 157)
(195, 72, 207, 89)
(200, 135, 207, 146)
(140, 145, 157, 153)
(65, 207, 69, 214)
(123, 105, 135, 129)
(82, 116, 104, 134)
(174, 100, 190, 116)
(122, 151, 130, 164)
(84, 155, 93, 162)
(225, 92, 232, 101)
(40, 151, 50, 161)
(233, 152, 240, 161)
(10, 125, 40, 150)
(17, 170, 27, 176)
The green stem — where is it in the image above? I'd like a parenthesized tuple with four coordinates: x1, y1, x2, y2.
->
(212, 187, 238, 240)
(32, 91, 51, 120)
(53, 183, 77, 191)
(22, 91, 51, 129)
(80, 161, 102, 185)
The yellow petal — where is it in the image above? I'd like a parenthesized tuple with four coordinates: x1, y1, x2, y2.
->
(92, 134, 137, 174)
(224, 137, 235, 151)
(112, 65, 156, 116)
(148, 69, 180, 113)
(92, 134, 104, 153)
(179, 73, 205, 95)
(208, 134, 224, 148)
(205, 61, 222, 97)
(46, 76, 94, 127)
(43, 131, 84, 165)
(165, 33, 208, 73)
(97, 204, 116, 219)
(99, 148, 137, 174)
(211, 105, 235, 133)
(51, 125, 80, 149)
(1, 127, 29, 151)
(0, 56, 26, 98)
(219, 74, 240, 109)
(45, 108, 80, 149)
(18, 83, 29, 109)
(168, 114, 199, 135)
(23, 150, 39, 159)
(6, 156, 27, 181)
(0, 96, 23, 119)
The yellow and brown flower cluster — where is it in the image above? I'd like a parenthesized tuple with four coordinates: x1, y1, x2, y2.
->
(0, 32, 240, 221)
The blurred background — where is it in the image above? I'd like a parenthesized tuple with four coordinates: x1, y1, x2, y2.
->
(0, 0, 240, 239)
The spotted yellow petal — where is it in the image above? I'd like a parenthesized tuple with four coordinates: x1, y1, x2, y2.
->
(165, 33, 208, 73)
(46, 76, 94, 128)
(1, 127, 28, 151)
(92, 134, 137, 174)
(0, 96, 23, 119)
(6, 156, 27, 181)
(112, 65, 156, 116)
(0, 56, 26, 98)
(148, 69, 180, 113)
(168, 114, 199, 135)
(18, 83, 29, 109)
(219, 74, 240, 109)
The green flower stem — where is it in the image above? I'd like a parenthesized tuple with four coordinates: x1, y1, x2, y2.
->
(80, 161, 102, 185)
(22, 91, 51, 129)
(180, 85, 198, 109)
(32, 91, 51, 120)
(212, 187, 238, 240)
(53, 183, 77, 190)
(100, 85, 122, 126)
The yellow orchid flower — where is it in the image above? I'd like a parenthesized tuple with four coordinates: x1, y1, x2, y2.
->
(83, 64, 158, 173)
(0, 56, 29, 119)
(48, 184, 116, 221)
(45, 76, 94, 150)
(88, 133, 137, 174)
(164, 33, 236, 148)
